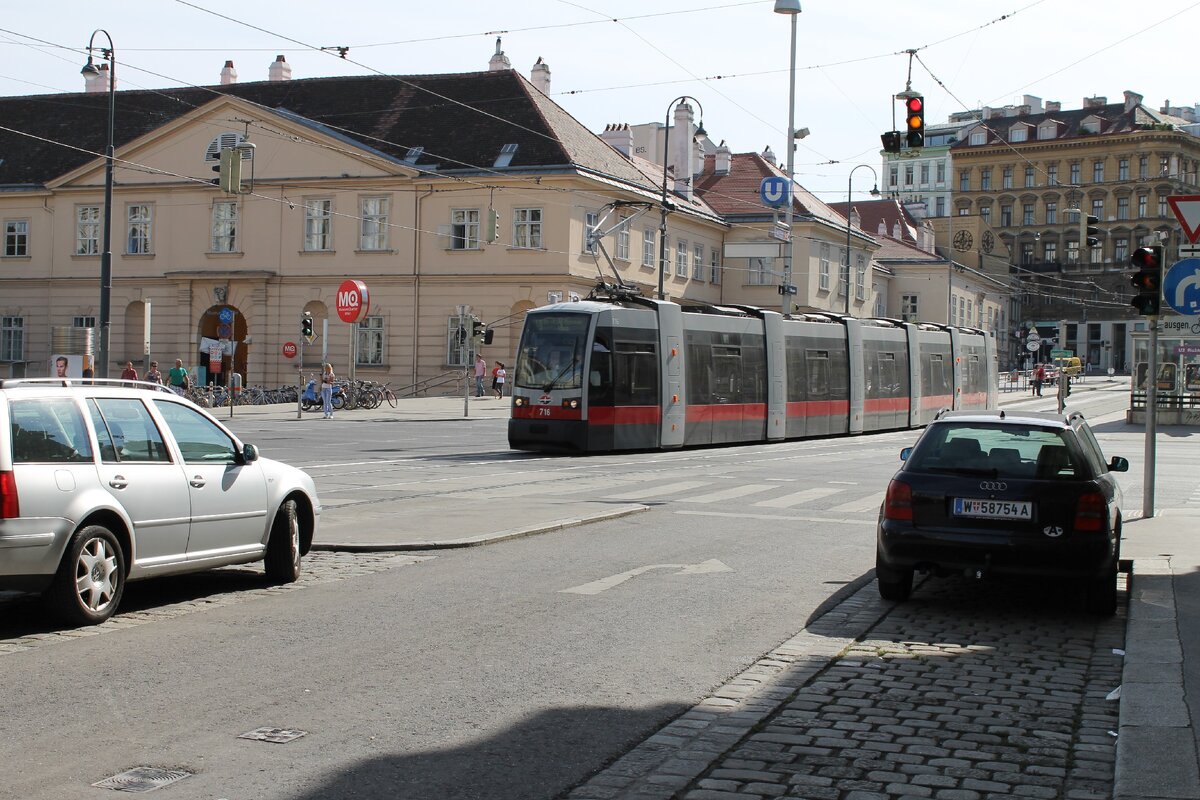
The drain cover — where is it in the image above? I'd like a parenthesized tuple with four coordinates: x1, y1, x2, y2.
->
(93, 767, 191, 793)
(238, 727, 308, 744)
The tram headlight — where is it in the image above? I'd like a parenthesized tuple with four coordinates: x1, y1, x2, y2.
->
(513, 396, 527, 407)
(562, 398, 580, 410)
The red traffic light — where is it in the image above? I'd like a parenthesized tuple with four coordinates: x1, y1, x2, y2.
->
(905, 97, 923, 114)
(1130, 245, 1162, 270)
(1130, 270, 1160, 291)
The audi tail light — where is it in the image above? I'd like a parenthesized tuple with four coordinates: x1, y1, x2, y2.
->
(1074, 491, 1106, 532)
(0, 471, 17, 520)
(884, 479, 913, 521)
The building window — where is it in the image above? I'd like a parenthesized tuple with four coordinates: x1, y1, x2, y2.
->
(73, 315, 96, 328)
(642, 229, 656, 266)
(1066, 240, 1080, 265)
(935, 196, 946, 217)
(1089, 243, 1103, 265)
(693, 243, 704, 280)
(126, 204, 153, 254)
(305, 199, 333, 251)
(75, 205, 101, 255)
(936, 162, 945, 184)
(1114, 237, 1129, 262)
(919, 164, 929, 185)
(356, 316, 384, 366)
(3, 220, 28, 257)
(959, 170, 969, 192)
(1002, 167, 1013, 189)
(1000, 205, 1012, 227)
(1045, 202, 1057, 224)
(662, 236, 671, 274)
(951, 295, 959, 325)
(1025, 166, 1036, 187)
(616, 219, 631, 261)
(889, 166, 898, 187)
(360, 197, 389, 250)
(1139, 156, 1148, 180)
(1158, 195, 1168, 217)
(1070, 163, 1081, 184)
(904, 165, 913, 185)
(450, 208, 479, 250)
(513, 208, 543, 249)
(1093, 160, 1104, 183)
(749, 257, 772, 286)
(1091, 198, 1104, 219)
(980, 169, 991, 190)
(819, 243, 831, 291)
(0, 316, 23, 361)
(1119, 158, 1129, 181)
(1044, 241, 1057, 262)
(675, 239, 688, 277)
(583, 211, 599, 254)
(210, 201, 238, 253)
(837, 249, 849, 297)
(970, 130, 986, 146)
(710, 248, 721, 284)
(901, 294, 918, 322)
(1138, 194, 1148, 218)
(1022, 203, 1035, 225)
(855, 255, 867, 300)
(1160, 156, 1170, 176)
(1021, 242, 1035, 264)
(446, 316, 471, 367)
(1011, 128, 1027, 143)
(1116, 196, 1130, 220)
(1047, 164, 1058, 185)
(980, 206, 991, 224)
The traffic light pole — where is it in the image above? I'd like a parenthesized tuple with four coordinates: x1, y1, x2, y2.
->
(1144, 316, 1158, 518)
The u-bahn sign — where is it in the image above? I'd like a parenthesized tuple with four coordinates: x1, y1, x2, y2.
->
(335, 279, 370, 323)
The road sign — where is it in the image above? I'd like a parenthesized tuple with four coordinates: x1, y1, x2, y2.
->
(1181, 245, 1200, 258)
(1051, 349, 1072, 358)
(760, 176, 790, 208)
(1025, 340, 1041, 352)
(1163, 257, 1200, 316)
(282, 341, 297, 359)
(1167, 195, 1200, 243)
(218, 307, 234, 324)
(770, 221, 790, 241)
(335, 279, 370, 323)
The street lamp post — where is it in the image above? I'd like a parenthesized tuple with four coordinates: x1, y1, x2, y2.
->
(658, 96, 704, 301)
(775, 0, 801, 312)
(82, 30, 116, 379)
(844, 164, 879, 316)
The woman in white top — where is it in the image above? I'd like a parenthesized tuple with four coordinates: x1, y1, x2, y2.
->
(494, 362, 506, 398)
(320, 363, 336, 418)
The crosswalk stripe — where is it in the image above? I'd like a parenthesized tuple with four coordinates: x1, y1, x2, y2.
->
(754, 486, 843, 508)
(604, 480, 712, 501)
(678, 484, 777, 504)
(827, 492, 884, 513)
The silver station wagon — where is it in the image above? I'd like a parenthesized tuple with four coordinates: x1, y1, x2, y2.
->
(0, 378, 320, 624)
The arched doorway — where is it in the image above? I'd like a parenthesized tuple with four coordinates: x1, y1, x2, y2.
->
(197, 304, 248, 386)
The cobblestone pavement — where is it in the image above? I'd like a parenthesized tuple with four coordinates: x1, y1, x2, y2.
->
(0, 552, 431, 655)
(566, 574, 1126, 800)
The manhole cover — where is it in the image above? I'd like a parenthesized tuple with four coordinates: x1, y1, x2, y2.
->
(92, 767, 191, 793)
(238, 727, 308, 744)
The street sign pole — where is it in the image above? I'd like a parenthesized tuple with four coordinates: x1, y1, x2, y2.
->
(1144, 315, 1158, 518)
(297, 335, 304, 420)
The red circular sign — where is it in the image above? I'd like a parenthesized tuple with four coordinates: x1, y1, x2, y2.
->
(336, 279, 370, 323)
(282, 341, 298, 359)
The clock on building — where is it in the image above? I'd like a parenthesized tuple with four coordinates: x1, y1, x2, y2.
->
(982, 230, 995, 253)
(953, 230, 973, 251)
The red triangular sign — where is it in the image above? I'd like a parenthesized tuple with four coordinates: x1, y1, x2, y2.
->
(1167, 195, 1200, 243)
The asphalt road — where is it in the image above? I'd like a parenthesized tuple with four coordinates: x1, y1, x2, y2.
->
(0, 383, 1168, 800)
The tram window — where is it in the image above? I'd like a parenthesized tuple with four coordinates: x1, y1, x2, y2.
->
(807, 350, 829, 396)
(878, 353, 898, 396)
(742, 340, 766, 403)
(614, 341, 658, 406)
(712, 345, 741, 402)
(687, 342, 712, 405)
(588, 339, 613, 405)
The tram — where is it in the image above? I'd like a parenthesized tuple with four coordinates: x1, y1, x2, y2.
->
(507, 294, 996, 453)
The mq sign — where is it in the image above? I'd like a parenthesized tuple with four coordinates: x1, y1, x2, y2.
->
(336, 279, 370, 323)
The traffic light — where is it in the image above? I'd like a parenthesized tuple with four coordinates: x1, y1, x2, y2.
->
(1129, 245, 1164, 316)
(219, 148, 242, 194)
(485, 209, 500, 243)
(471, 318, 484, 339)
(880, 131, 902, 154)
(301, 313, 314, 340)
(904, 96, 925, 148)
(1081, 214, 1102, 248)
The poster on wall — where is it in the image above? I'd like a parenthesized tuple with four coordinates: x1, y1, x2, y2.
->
(1186, 363, 1200, 393)
(50, 354, 85, 378)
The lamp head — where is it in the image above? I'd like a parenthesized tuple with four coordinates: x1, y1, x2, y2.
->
(81, 58, 100, 77)
(773, 0, 802, 13)
(793, 127, 810, 140)
(869, 185, 880, 197)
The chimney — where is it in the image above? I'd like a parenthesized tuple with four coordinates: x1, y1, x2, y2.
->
(1045, 100, 1061, 113)
(762, 144, 776, 165)
(892, 221, 902, 239)
(220, 60, 237, 86)
(600, 123, 633, 158)
(1023, 95, 1043, 113)
(488, 37, 511, 71)
(530, 57, 550, 94)
(877, 220, 888, 235)
(84, 63, 114, 93)
(673, 102, 696, 201)
(1083, 96, 1107, 109)
(849, 207, 861, 231)
(269, 55, 292, 82)
(714, 141, 732, 175)
(1124, 90, 1143, 113)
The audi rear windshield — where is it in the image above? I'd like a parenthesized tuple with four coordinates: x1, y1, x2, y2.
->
(907, 423, 1082, 480)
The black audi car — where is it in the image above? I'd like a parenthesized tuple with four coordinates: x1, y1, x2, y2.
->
(876, 409, 1129, 614)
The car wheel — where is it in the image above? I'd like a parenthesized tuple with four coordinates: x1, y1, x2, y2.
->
(1085, 566, 1118, 615)
(264, 499, 301, 584)
(876, 560, 913, 602)
(48, 524, 125, 625)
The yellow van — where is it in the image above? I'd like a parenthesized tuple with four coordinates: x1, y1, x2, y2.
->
(1054, 356, 1083, 377)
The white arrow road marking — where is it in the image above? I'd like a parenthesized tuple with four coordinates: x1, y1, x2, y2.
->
(1175, 272, 1200, 310)
(559, 559, 733, 595)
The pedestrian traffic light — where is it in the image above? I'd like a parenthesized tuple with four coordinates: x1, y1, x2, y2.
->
(905, 96, 925, 148)
(471, 318, 484, 339)
(880, 130, 902, 154)
(1129, 245, 1164, 316)
(485, 209, 500, 243)
(1081, 214, 1102, 248)
(301, 313, 314, 340)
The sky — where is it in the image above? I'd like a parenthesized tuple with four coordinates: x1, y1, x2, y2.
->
(2, 0, 1198, 203)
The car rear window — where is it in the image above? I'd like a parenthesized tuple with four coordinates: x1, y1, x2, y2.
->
(907, 422, 1081, 480)
(9, 398, 94, 463)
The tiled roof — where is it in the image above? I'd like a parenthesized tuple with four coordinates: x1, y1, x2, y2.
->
(0, 70, 658, 191)
(827, 198, 921, 245)
(693, 152, 848, 229)
(950, 101, 1182, 149)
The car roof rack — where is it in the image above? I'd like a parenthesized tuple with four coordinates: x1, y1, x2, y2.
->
(0, 377, 177, 395)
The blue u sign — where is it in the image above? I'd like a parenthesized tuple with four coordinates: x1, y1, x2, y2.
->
(1164, 258, 1200, 316)
(760, 176, 790, 208)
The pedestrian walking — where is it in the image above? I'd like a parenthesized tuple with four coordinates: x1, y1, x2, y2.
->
(120, 361, 139, 381)
(474, 354, 486, 397)
(167, 359, 190, 396)
(144, 361, 163, 384)
(1032, 363, 1046, 397)
(494, 361, 506, 399)
(320, 363, 336, 418)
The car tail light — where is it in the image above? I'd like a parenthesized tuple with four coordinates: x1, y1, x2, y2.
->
(884, 479, 913, 521)
(1074, 491, 1106, 532)
(0, 471, 17, 520)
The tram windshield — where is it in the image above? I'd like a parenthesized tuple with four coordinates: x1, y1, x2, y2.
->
(515, 313, 590, 391)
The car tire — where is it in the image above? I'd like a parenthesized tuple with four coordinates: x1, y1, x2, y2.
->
(48, 524, 126, 626)
(876, 560, 913, 602)
(264, 499, 301, 584)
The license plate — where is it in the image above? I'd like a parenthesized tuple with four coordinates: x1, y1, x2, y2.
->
(953, 498, 1033, 520)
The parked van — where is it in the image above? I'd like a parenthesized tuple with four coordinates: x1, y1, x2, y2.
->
(1054, 356, 1083, 377)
